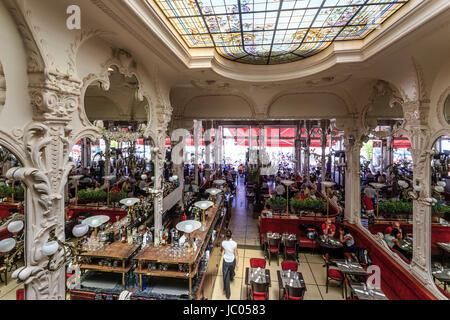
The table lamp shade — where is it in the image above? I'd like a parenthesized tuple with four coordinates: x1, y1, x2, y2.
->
(120, 198, 140, 207)
(194, 201, 214, 210)
(0, 238, 16, 253)
(82, 215, 110, 228)
(322, 181, 336, 188)
(206, 188, 222, 196)
(72, 223, 89, 238)
(103, 175, 116, 181)
(42, 241, 59, 256)
(370, 183, 386, 189)
(281, 180, 295, 186)
(7, 220, 24, 233)
(176, 220, 201, 233)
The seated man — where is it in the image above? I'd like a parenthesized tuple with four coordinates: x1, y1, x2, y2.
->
(322, 218, 336, 237)
(384, 221, 403, 238)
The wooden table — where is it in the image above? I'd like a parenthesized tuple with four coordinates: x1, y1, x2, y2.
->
(133, 205, 220, 297)
(349, 282, 389, 300)
(245, 267, 271, 299)
(79, 241, 140, 290)
(276, 270, 306, 300)
(332, 259, 369, 298)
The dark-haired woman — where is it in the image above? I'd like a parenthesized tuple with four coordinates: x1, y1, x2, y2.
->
(339, 226, 356, 252)
(221, 230, 238, 299)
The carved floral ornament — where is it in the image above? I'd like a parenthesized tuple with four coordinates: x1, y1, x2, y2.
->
(0, 62, 5, 109)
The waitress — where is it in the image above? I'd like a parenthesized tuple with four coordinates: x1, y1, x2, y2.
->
(221, 230, 238, 299)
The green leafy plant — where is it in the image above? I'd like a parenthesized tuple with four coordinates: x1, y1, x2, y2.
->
(78, 190, 107, 203)
(290, 198, 304, 213)
(0, 186, 13, 198)
(432, 203, 450, 218)
(266, 196, 287, 213)
(378, 200, 413, 217)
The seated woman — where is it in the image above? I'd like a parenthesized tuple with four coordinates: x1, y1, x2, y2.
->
(339, 226, 356, 253)
(384, 229, 409, 259)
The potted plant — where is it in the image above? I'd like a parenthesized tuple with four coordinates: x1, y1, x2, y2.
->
(266, 196, 286, 213)
(290, 198, 304, 215)
(14, 187, 25, 201)
(0, 185, 13, 199)
(432, 203, 450, 223)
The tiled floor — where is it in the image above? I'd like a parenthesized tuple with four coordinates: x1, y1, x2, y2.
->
(211, 176, 345, 300)
(0, 266, 24, 300)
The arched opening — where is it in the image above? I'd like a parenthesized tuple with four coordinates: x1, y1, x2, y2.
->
(430, 135, 450, 298)
(0, 145, 25, 300)
(360, 89, 414, 263)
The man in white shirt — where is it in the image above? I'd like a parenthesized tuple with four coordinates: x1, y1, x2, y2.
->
(221, 230, 238, 299)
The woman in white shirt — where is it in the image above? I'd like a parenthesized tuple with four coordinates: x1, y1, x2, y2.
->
(221, 230, 238, 299)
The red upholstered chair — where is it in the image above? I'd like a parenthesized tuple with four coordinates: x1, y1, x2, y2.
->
(324, 253, 345, 298)
(281, 261, 298, 272)
(16, 289, 24, 300)
(283, 238, 298, 262)
(250, 258, 266, 269)
(267, 237, 281, 266)
(343, 252, 355, 261)
(284, 285, 305, 300)
(249, 281, 269, 300)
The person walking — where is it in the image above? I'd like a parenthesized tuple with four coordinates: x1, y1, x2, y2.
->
(221, 230, 238, 299)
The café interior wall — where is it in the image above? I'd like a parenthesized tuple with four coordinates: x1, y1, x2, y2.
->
(0, 1, 34, 149)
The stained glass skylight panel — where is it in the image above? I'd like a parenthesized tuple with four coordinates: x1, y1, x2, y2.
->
(151, 0, 409, 64)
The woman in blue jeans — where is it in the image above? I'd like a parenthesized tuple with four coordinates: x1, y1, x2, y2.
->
(221, 230, 239, 299)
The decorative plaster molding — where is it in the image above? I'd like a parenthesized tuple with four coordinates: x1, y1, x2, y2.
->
(3, 0, 45, 73)
(436, 86, 450, 128)
(67, 29, 114, 77)
(0, 62, 5, 109)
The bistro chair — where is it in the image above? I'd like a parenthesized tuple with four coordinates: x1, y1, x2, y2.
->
(267, 237, 281, 266)
(281, 261, 298, 272)
(249, 281, 269, 300)
(283, 238, 298, 262)
(323, 253, 345, 298)
(250, 258, 266, 269)
(16, 289, 24, 300)
(284, 285, 305, 300)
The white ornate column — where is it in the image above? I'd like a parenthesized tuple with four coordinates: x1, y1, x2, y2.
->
(320, 121, 328, 193)
(204, 120, 212, 181)
(344, 136, 362, 225)
(304, 121, 312, 178)
(193, 120, 202, 185)
(7, 73, 85, 300)
(151, 133, 166, 233)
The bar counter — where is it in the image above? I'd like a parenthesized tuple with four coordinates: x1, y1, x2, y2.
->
(70, 199, 230, 300)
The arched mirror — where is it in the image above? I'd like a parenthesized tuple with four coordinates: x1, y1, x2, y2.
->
(0, 146, 25, 300)
(430, 135, 450, 298)
(444, 95, 450, 125)
(65, 66, 157, 297)
(360, 130, 414, 263)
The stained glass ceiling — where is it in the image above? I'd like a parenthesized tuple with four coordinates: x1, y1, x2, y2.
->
(152, 0, 409, 65)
